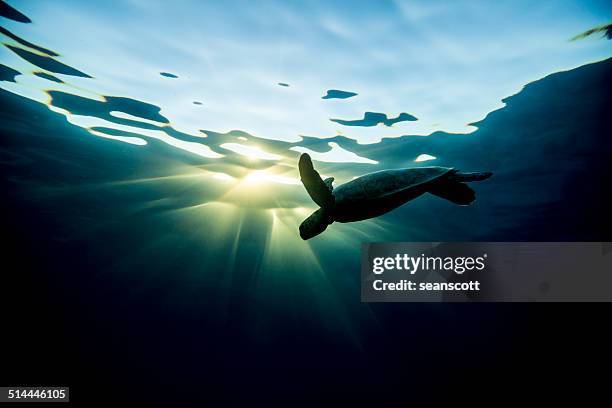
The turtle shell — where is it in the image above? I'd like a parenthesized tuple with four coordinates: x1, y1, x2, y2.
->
(334, 167, 454, 202)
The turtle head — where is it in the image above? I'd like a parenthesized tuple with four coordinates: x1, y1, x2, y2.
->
(299, 208, 332, 240)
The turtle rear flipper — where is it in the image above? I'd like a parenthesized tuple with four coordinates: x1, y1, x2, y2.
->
(299, 153, 335, 208)
(428, 181, 476, 205)
(448, 171, 493, 182)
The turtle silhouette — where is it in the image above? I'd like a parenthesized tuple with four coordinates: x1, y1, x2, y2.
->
(298, 153, 492, 240)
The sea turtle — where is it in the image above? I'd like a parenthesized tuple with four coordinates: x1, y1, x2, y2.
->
(298, 153, 492, 240)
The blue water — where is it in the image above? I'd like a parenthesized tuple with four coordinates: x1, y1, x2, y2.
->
(1, 0, 611, 403)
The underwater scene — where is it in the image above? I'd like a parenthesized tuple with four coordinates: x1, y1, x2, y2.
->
(1, 0, 611, 403)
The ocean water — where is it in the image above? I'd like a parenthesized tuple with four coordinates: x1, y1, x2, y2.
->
(1, 0, 611, 403)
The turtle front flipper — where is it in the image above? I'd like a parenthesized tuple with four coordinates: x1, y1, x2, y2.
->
(323, 177, 334, 191)
(298, 153, 335, 208)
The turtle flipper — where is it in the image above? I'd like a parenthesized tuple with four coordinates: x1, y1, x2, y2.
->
(298, 153, 335, 208)
(429, 181, 476, 205)
(448, 171, 493, 182)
